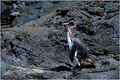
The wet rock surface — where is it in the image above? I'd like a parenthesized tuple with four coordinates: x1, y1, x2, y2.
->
(1, 1, 119, 79)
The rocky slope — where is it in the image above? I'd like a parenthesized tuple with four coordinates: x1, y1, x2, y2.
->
(1, 1, 119, 79)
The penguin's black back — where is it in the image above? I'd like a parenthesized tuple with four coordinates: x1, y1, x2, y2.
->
(69, 41, 89, 62)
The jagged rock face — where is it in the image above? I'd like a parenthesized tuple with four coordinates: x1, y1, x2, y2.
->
(46, 1, 119, 55)
(1, 1, 119, 79)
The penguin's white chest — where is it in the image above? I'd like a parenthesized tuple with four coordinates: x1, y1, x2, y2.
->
(73, 51, 81, 66)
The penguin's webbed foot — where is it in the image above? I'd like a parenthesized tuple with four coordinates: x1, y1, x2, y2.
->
(71, 65, 81, 73)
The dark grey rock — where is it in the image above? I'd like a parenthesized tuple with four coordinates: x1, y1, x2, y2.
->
(105, 12, 119, 19)
(1, 2, 9, 14)
(12, 14, 38, 27)
(104, 2, 119, 13)
(87, 7, 104, 16)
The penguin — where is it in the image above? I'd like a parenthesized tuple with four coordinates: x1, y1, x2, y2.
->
(63, 20, 90, 70)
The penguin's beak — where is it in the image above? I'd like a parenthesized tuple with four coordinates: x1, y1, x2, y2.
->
(63, 22, 70, 26)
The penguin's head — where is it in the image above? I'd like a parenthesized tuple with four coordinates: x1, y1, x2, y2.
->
(63, 20, 76, 27)
(63, 19, 77, 32)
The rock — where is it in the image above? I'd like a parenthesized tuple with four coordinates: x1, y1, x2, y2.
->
(2, 1, 14, 5)
(88, 70, 119, 79)
(87, 7, 104, 16)
(1, 2, 9, 14)
(11, 1, 69, 27)
(105, 12, 119, 19)
(2, 66, 72, 79)
(56, 9, 69, 17)
(1, 27, 71, 78)
(2, 67, 44, 79)
(12, 12, 39, 27)
(104, 2, 119, 13)
(107, 15, 119, 31)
